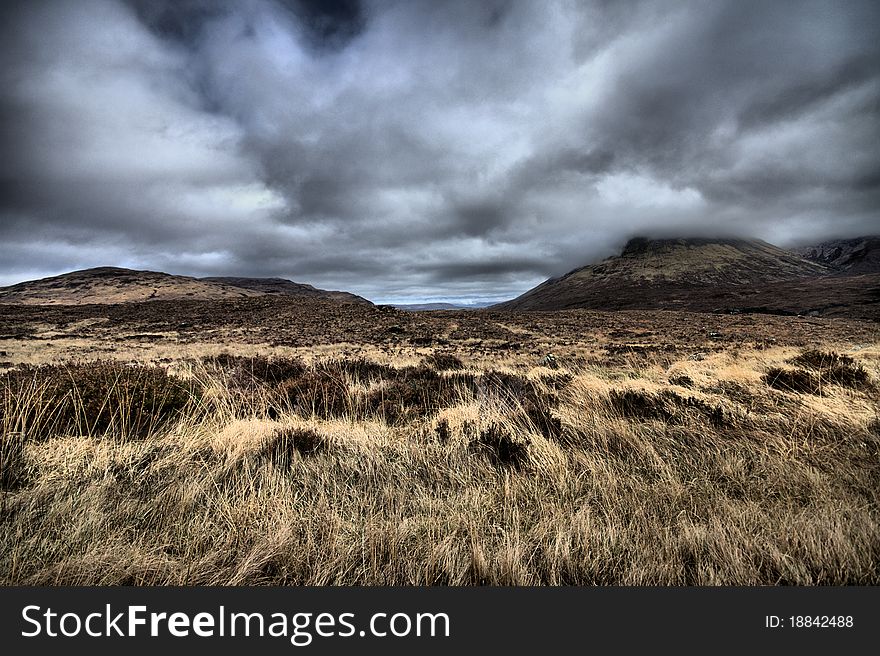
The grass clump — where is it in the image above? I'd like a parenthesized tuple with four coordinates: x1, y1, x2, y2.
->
(259, 427, 327, 471)
(471, 423, 530, 470)
(204, 354, 307, 387)
(788, 350, 872, 390)
(0, 430, 28, 490)
(271, 362, 475, 424)
(422, 352, 465, 371)
(669, 374, 694, 388)
(319, 358, 397, 381)
(609, 388, 678, 421)
(276, 370, 355, 420)
(1, 361, 199, 440)
(608, 388, 728, 427)
(521, 401, 563, 440)
(434, 417, 452, 443)
(368, 366, 472, 424)
(763, 367, 822, 395)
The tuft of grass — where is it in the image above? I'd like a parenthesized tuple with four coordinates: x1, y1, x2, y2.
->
(271, 362, 476, 424)
(276, 370, 355, 420)
(0, 430, 28, 491)
(670, 374, 694, 388)
(422, 352, 465, 371)
(521, 401, 563, 440)
(763, 367, 822, 395)
(260, 427, 327, 471)
(541, 371, 574, 390)
(471, 423, 530, 470)
(434, 417, 451, 443)
(609, 388, 677, 421)
(608, 388, 728, 427)
(205, 353, 307, 387)
(319, 357, 397, 382)
(369, 367, 470, 424)
(1, 361, 200, 440)
(788, 350, 872, 390)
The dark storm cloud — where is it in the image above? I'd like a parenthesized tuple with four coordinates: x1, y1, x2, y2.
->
(1, 0, 878, 300)
(572, 0, 880, 209)
(277, 0, 366, 51)
(128, 0, 365, 52)
(126, 0, 224, 44)
(736, 54, 878, 129)
(447, 198, 511, 238)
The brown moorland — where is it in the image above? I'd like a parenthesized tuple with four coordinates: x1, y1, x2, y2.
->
(1, 297, 878, 585)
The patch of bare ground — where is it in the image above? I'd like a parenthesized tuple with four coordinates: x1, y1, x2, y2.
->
(1, 299, 878, 584)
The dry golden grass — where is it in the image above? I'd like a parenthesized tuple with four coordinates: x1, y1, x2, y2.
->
(2, 335, 878, 586)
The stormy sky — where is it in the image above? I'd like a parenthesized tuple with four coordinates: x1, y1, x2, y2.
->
(1, 0, 878, 303)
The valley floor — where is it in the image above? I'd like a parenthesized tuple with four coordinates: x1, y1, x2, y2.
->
(1, 300, 878, 584)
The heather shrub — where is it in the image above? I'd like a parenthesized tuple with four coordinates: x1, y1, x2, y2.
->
(471, 423, 530, 469)
(0, 430, 27, 490)
(205, 354, 306, 387)
(788, 350, 872, 390)
(763, 367, 822, 395)
(422, 352, 465, 371)
(1, 361, 199, 440)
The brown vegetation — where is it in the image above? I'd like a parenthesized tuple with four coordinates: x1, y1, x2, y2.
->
(2, 320, 879, 584)
(1, 297, 879, 585)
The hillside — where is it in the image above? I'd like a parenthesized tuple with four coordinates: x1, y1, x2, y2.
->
(492, 237, 880, 319)
(794, 236, 880, 275)
(202, 277, 371, 305)
(0, 267, 370, 306)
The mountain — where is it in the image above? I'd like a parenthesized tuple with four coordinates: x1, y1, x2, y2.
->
(0, 267, 371, 306)
(202, 277, 371, 305)
(494, 238, 829, 311)
(793, 236, 880, 275)
(492, 237, 880, 319)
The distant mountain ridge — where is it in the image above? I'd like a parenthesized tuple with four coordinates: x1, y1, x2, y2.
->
(793, 236, 880, 275)
(2, 237, 877, 318)
(0, 267, 371, 306)
(495, 237, 828, 311)
(202, 277, 370, 305)
(392, 302, 493, 311)
(590, 237, 827, 285)
(493, 236, 879, 320)
(392, 303, 462, 311)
